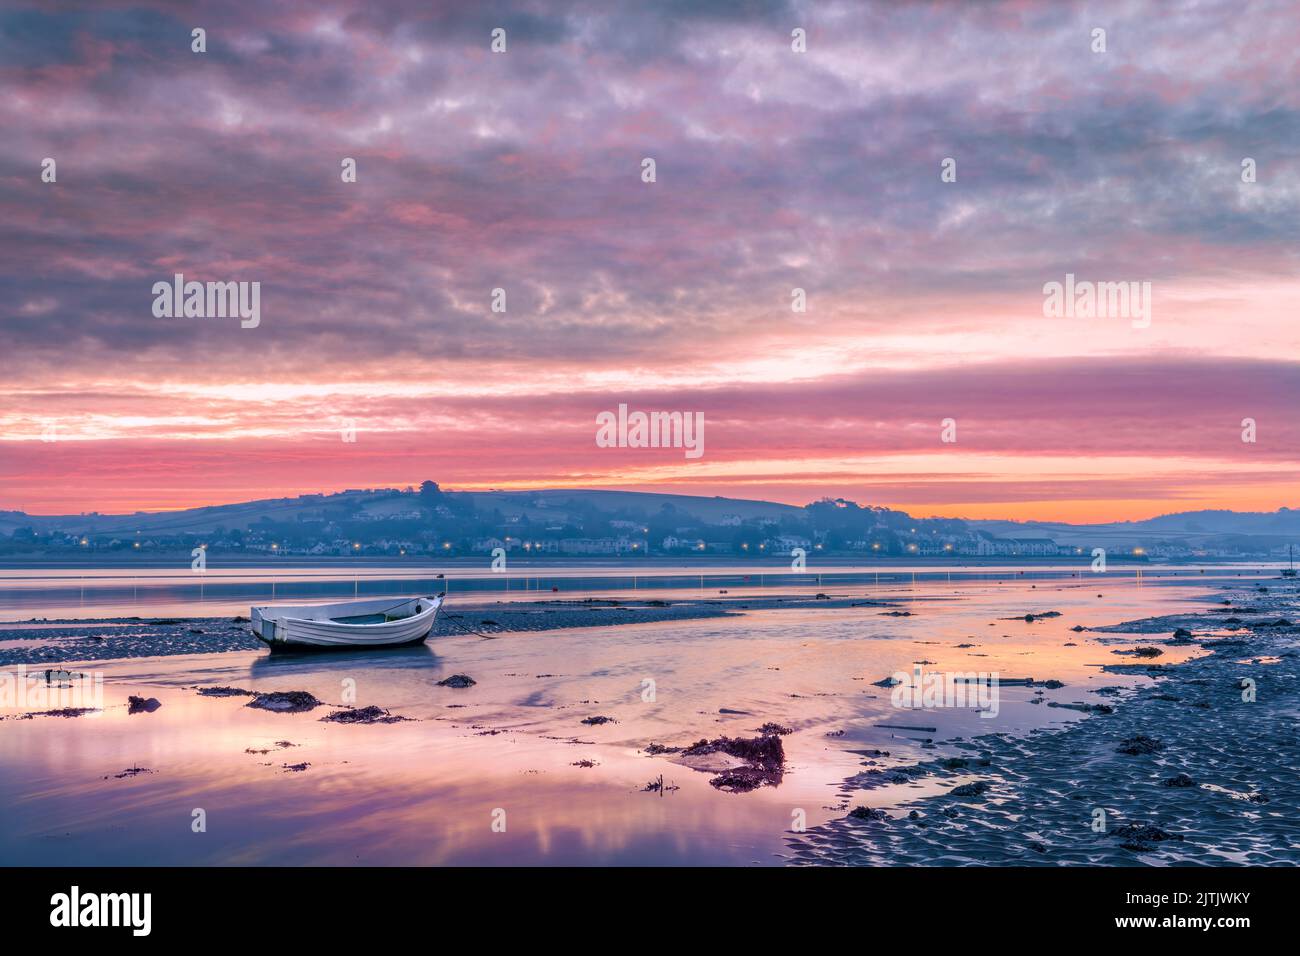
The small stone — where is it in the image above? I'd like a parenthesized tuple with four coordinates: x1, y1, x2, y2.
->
(437, 674, 476, 688)
(848, 806, 888, 821)
(1117, 734, 1164, 755)
(246, 691, 323, 713)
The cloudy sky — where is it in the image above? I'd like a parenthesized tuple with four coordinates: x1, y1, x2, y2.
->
(2, 0, 1298, 519)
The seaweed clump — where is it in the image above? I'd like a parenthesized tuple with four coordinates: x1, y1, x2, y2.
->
(683, 734, 786, 793)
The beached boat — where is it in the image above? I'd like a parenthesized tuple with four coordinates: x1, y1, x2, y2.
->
(251, 594, 444, 650)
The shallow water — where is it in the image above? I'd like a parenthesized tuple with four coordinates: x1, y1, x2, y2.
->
(0, 559, 1281, 619)
(0, 567, 1269, 865)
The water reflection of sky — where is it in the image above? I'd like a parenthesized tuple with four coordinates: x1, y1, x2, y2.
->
(0, 572, 1240, 865)
(0, 560, 1279, 620)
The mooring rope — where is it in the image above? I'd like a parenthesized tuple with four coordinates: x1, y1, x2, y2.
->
(438, 614, 499, 640)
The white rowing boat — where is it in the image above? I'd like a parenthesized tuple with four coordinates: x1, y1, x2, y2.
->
(251, 594, 444, 650)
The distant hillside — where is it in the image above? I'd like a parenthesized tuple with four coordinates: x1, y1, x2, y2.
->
(459, 489, 799, 524)
(968, 508, 1300, 550)
(0, 487, 799, 537)
(3, 488, 1294, 556)
(1123, 509, 1300, 535)
(0, 490, 376, 537)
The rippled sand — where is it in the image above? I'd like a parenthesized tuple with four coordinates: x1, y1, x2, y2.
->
(785, 583, 1300, 866)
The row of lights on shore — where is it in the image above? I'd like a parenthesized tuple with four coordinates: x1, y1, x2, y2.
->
(262, 541, 453, 553)
(71, 536, 1148, 557)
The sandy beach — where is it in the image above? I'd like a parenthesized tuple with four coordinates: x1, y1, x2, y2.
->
(786, 583, 1300, 865)
(1, 568, 1295, 866)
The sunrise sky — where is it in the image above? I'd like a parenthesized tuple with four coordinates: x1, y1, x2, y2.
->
(3, 0, 1299, 521)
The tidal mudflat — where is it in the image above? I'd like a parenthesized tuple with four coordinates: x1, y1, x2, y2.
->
(1, 569, 1294, 866)
(787, 583, 1300, 865)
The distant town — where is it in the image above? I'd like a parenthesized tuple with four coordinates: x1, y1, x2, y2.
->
(3, 481, 1296, 562)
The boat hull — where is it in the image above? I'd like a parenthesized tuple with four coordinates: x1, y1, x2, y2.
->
(251, 596, 442, 651)
(259, 632, 431, 653)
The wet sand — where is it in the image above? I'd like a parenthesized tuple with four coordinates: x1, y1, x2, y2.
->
(786, 582, 1300, 865)
(0, 595, 924, 667)
(1, 572, 1295, 865)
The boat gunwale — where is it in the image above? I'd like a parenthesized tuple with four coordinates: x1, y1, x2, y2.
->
(254, 595, 440, 629)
